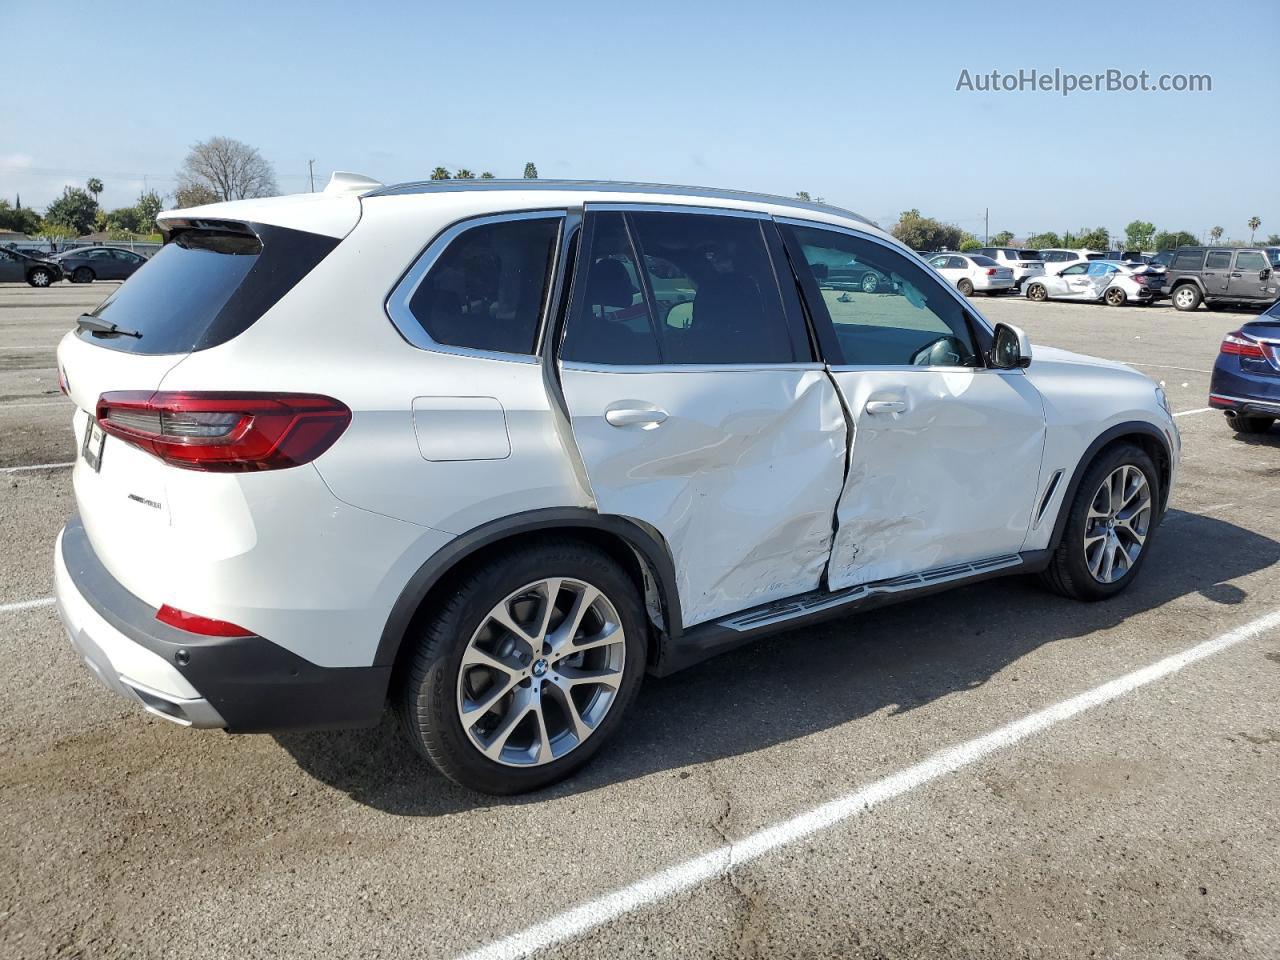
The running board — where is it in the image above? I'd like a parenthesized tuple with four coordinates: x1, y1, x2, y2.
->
(717, 554, 1024, 632)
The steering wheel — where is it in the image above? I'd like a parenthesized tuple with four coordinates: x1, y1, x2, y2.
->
(910, 335, 967, 367)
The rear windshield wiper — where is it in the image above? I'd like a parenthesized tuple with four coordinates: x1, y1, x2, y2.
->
(76, 314, 142, 339)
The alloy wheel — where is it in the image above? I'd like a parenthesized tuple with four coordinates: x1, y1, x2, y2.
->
(861, 273, 879, 294)
(456, 577, 626, 767)
(1083, 465, 1152, 583)
(1174, 287, 1195, 309)
(31, 271, 50, 287)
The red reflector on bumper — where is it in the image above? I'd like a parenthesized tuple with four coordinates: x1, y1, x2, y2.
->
(156, 604, 253, 638)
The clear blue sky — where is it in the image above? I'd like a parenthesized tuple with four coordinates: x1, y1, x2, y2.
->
(2, 0, 1277, 243)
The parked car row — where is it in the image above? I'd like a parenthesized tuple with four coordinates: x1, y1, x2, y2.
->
(0, 245, 149, 285)
(913, 243, 1279, 313)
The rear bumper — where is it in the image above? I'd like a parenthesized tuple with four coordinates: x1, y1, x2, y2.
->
(54, 515, 390, 732)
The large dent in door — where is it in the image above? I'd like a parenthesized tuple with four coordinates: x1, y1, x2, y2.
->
(569, 369, 846, 627)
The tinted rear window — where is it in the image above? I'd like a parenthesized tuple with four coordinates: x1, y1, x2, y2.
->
(969, 255, 997, 266)
(1172, 250, 1205, 270)
(79, 222, 338, 355)
(1018, 250, 1040, 260)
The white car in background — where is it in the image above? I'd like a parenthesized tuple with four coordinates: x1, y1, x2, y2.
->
(1038, 248, 1106, 275)
(974, 247, 1045, 291)
(1024, 260, 1163, 307)
(927, 252, 1015, 295)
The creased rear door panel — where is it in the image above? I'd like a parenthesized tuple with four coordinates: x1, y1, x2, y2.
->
(560, 365, 846, 626)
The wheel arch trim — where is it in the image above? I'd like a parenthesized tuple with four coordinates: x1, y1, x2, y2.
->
(374, 507, 682, 668)
(1046, 420, 1173, 551)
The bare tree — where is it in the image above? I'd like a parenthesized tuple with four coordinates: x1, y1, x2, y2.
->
(176, 136, 279, 202)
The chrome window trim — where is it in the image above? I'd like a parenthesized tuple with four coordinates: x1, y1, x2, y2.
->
(560, 361, 826, 375)
(773, 215, 996, 338)
(827, 364, 1021, 375)
(384, 209, 567, 364)
(584, 202, 771, 220)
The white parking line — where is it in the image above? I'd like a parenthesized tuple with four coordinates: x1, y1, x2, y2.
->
(1174, 407, 1214, 418)
(0, 461, 74, 473)
(0, 597, 56, 614)
(457, 607, 1280, 960)
(1124, 362, 1212, 374)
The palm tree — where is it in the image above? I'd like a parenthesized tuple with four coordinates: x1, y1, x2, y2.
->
(453, 168, 475, 180)
(429, 166, 451, 181)
(86, 177, 103, 204)
(1248, 216, 1261, 244)
(1210, 226, 1223, 245)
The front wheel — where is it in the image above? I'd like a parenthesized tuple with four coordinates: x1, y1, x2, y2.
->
(27, 268, 52, 287)
(957, 278, 974, 296)
(1104, 287, 1126, 307)
(860, 272, 880, 294)
(1026, 282, 1048, 302)
(1040, 444, 1159, 601)
(398, 541, 647, 794)
(1228, 414, 1274, 435)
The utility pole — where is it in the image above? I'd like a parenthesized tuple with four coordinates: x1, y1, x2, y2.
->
(308, 160, 316, 192)
(984, 208, 989, 245)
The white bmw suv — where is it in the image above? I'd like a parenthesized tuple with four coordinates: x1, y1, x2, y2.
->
(54, 177, 1180, 794)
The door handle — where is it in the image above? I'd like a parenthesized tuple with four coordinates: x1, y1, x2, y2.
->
(864, 399, 907, 415)
(605, 407, 668, 427)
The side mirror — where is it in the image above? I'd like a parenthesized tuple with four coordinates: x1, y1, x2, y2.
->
(1260, 268, 1271, 281)
(990, 322, 1032, 370)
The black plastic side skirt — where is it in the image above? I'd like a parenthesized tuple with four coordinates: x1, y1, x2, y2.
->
(650, 552, 1048, 677)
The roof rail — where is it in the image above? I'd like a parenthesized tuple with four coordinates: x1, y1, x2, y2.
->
(362, 178, 872, 225)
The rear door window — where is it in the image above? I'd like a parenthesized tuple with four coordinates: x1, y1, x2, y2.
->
(1172, 250, 1205, 270)
(80, 223, 339, 355)
(562, 210, 808, 365)
(1205, 250, 1232, 269)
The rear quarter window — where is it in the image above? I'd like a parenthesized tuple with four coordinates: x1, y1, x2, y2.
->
(79, 223, 338, 355)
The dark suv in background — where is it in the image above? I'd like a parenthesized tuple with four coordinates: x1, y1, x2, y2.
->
(1160, 247, 1279, 312)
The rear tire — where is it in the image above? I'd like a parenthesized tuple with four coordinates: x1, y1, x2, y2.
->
(1026, 282, 1048, 302)
(1171, 284, 1201, 311)
(73, 266, 94, 284)
(1040, 443, 1160, 601)
(398, 540, 647, 794)
(27, 268, 52, 287)
(957, 278, 974, 296)
(861, 272, 880, 294)
(1104, 287, 1126, 307)
(1228, 415, 1274, 435)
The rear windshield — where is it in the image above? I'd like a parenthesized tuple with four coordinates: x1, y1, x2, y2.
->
(1018, 250, 1040, 260)
(969, 255, 997, 266)
(78, 222, 338, 355)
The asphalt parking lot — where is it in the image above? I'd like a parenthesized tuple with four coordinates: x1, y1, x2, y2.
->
(2, 283, 1279, 960)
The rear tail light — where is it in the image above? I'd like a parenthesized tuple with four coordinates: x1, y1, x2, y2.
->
(96, 391, 351, 472)
(156, 604, 253, 637)
(57, 366, 69, 396)
(986, 268, 997, 276)
(1220, 331, 1266, 359)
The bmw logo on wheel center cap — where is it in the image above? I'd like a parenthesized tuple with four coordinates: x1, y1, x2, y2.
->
(531, 659, 549, 677)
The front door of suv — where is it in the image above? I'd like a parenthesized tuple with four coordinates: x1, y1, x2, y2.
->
(1226, 250, 1273, 301)
(558, 207, 847, 627)
(779, 221, 1046, 590)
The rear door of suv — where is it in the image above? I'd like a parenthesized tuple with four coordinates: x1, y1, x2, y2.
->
(779, 221, 1045, 589)
(558, 206, 847, 626)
